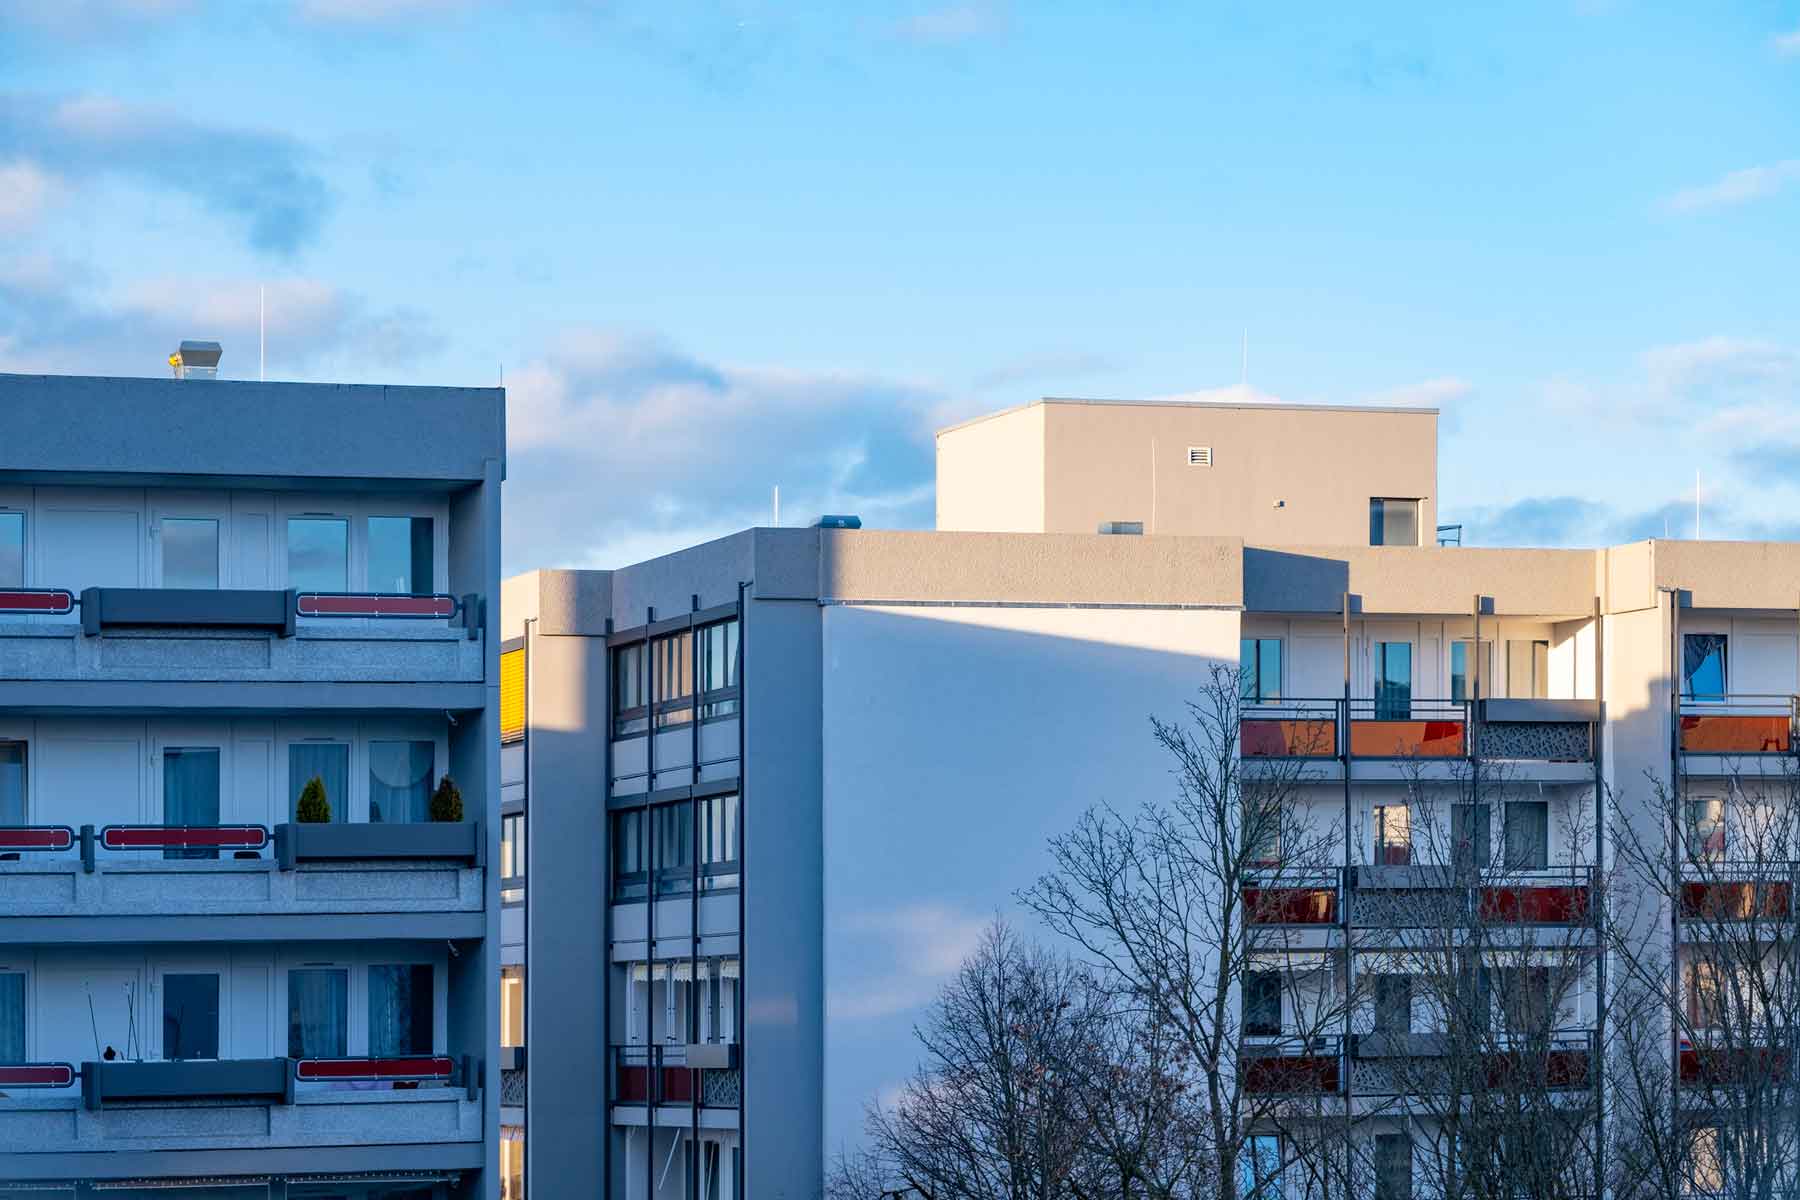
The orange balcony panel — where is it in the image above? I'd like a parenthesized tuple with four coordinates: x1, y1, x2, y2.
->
(1680, 714, 1791, 754)
(1242, 1054, 1341, 1095)
(1350, 720, 1465, 758)
(1242, 885, 1337, 925)
(1681, 880, 1792, 921)
(1479, 884, 1591, 925)
(1241, 718, 1337, 758)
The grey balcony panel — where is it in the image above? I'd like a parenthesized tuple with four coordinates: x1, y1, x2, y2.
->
(1481, 720, 1593, 762)
(1352, 1032, 1450, 1059)
(1481, 699, 1599, 723)
(275, 821, 482, 868)
(684, 1043, 739, 1070)
(82, 1057, 292, 1109)
(80, 588, 295, 638)
(1355, 865, 1457, 890)
(498, 1046, 524, 1072)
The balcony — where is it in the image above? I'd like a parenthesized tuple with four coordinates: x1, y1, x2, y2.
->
(1680, 697, 1797, 757)
(1679, 1038, 1792, 1086)
(1347, 866, 1594, 930)
(1242, 871, 1340, 926)
(1240, 1037, 1344, 1095)
(611, 1045, 740, 1111)
(1349, 698, 1468, 758)
(1679, 861, 1794, 926)
(0, 822, 484, 933)
(1242, 699, 1598, 769)
(1350, 1031, 1593, 1095)
(1479, 699, 1597, 763)
(0, 588, 485, 688)
(1240, 701, 1339, 758)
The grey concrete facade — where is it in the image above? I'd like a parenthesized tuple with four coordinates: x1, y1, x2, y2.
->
(0, 371, 505, 1199)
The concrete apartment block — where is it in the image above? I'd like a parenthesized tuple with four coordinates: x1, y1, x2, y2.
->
(0, 371, 505, 1200)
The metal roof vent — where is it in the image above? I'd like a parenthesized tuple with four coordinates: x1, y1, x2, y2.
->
(1187, 445, 1213, 467)
(815, 514, 862, 530)
(169, 340, 222, 380)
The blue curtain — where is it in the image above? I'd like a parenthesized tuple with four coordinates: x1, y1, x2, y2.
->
(163, 748, 220, 861)
(369, 741, 433, 824)
(0, 973, 23, 1061)
(368, 964, 433, 1056)
(290, 743, 348, 822)
(0, 743, 23, 825)
(287, 969, 348, 1058)
(1684, 634, 1728, 700)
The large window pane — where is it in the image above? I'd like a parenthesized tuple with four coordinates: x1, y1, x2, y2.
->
(289, 743, 348, 823)
(1683, 634, 1728, 701)
(1373, 804, 1411, 866)
(163, 748, 221, 861)
(369, 740, 434, 824)
(1243, 971, 1281, 1036)
(1370, 498, 1420, 547)
(0, 513, 21, 588)
(1453, 802, 1491, 870)
(368, 516, 433, 595)
(288, 968, 348, 1058)
(161, 518, 219, 589)
(1450, 640, 1492, 703)
(1375, 974, 1412, 1033)
(368, 964, 433, 1056)
(699, 619, 740, 718)
(501, 967, 524, 1048)
(654, 801, 692, 894)
(612, 643, 647, 736)
(0, 743, 23, 825)
(700, 793, 739, 891)
(0, 972, 23, 1061)
(501, 812, 526, 880)
(1375, 642, 1412, 719)
(1504, 800, 1549, 870)
(1375, 1133, 1413, 1200)
(612, 808, 647, 901)
(1687, 797, 1726, 861)
(1240, 638, 1282, 703)
(287, 517, 348, 592)
(162, 973, 220, 1060)
(653, 631, 693, 727)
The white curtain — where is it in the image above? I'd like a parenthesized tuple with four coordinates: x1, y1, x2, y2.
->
(369, 741, 433, 824)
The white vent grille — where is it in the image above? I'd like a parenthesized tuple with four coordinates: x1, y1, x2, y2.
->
(1187, 446, 1213, 467)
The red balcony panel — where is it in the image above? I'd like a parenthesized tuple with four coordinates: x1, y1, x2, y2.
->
(1242, 885, 1337, 925)
(0, 1063, 74, 1088)
(0, 826, 73, 851)
(1681, 880, 1792, 921)
(297, 593, 458, 619)
(295, 1056, 453, 1082)
(1486, 1049, 1590, 1090)
(1350, 720, 1465, 758)
(661, 1067, 694, 1103)
(616, 1065, 650, 1103)
(1242, 1054, 1341, 1095)
(101, 825, 268, 851)
(1680, 1045, 1790, 1085)
(0, 589, 74, 615)
(1680, 714, 1792, 754)
(1479, 884, 1591, 925)
(1241, 719, 1337, 758)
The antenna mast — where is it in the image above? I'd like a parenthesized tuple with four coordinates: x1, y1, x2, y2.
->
(259, 285, 266, 381)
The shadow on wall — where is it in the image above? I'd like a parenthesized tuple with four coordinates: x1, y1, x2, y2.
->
(1241, 548, 1352, 613)
(820, 603, 1238, 1151)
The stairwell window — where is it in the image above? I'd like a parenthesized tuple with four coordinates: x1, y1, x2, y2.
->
(1369, 499, 1420, 547)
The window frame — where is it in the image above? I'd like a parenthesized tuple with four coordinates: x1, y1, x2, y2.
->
(363, 513, 437, 597)
(697, 618, 742, 720)
(1373, 641, 1413, 720)
(286, 964, 352, 1060)
(1243, 970, 1282, 1037)
(0, 508, 24, 590)
(1449, 639, 1493, 704)
(1683, 632, 1729, 702)
(1240, 637, 1283, 704)
(154, 960, 226, 1062)
(1372, 803, 1412, 866)
(282, 511, 354, 594)
(1369, 497, 1422, 547)
(612, 642, 649, 737)
(366, 962, 436, 1058)
(1503, 799, 1550, 871)
(0, 964, 28, 1062)
(651, 629, 695, 730)
(698, 792, 740, 892)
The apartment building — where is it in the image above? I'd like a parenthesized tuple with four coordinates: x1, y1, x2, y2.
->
(505, 396, 1800, 1197)
(0, 366, 505, 1199)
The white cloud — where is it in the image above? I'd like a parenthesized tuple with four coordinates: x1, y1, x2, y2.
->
(1773, 28, 1800, 56)
(0, 159, 61, 234)
(294, 0, 475, 23)
(1642, 336, 1798, 396)
(1140, 382, 1289, 406)
(889, 1, 1010, 45)
(829, 904, 990, 1022)
(1663, 160, 1800, 213)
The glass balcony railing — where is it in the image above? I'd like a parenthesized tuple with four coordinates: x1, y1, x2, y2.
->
(1679, 697, 1799, 755)
(1240, 1036, 1344, 1095)
(1242, 698, 1599, 764)
(1242, 870, 1341, 925)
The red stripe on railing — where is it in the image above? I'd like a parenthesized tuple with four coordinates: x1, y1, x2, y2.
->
(0, 1063, 75, 1088)
(0, 589, 75, 615)
(0, 826, 74, 851)
(100, 825, 269, 850)
(295, 1056, 454, 1081)
(296, 593, 457, 619)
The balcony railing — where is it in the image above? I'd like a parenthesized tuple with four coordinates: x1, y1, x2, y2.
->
(1243, 698, 1601, 764)
(1240, 1036, 1344, 1095)
(1345, 866, 1595, 929)
(1348, 698, 1468, 758)
(1240, 701, 1339, 758)
(1477, 867, 1595, 925)
(613, 1044, 740, 1108)
(1679, 861, 1795, 923)
(1679, 1037, 1793, 1086)
(1680, 697, 1799, 756)
(1242, 870, 1341, 926)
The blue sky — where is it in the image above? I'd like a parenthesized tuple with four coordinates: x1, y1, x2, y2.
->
(2, 1, 1799, 572)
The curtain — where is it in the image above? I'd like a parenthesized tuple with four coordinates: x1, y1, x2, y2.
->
(290, 744, 348, 822)
(0, 743, 23, 825)
(163, 748, 221, 861)
(369, 741, 433, 824)
(288, 968, 348, 1058)
(368, 964, 433, 1056)
(1505, 801, 1550, 871)
(0, 972, 23, 1061)
(1684, 633, 1728, 699)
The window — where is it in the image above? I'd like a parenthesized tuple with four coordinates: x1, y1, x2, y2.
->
(501, 813, 527, 881)
(1687, 797, 1726, 861)
(1450, 640, 1492, 703)
(698, 957, 739, 1043)
(1690, 958, 1727, 1030)
(289, 743, 348, 822)
(287, 517, 349, 592)
(1373, 804, 1411, 866)
(0, 742, 23, 825)
(653, 631, 694, 728)
(1242, 1134, 1281, 1200)
(1458, 966, 1492, 1032)
(1507, 638, 1550, 699)
(369, 740, 434, 823)
(1374, 642, 1411, 720)
(654, 801, 693, 894)
(288, 967, 348, 1058)
(368, 964, 433, 1056)
(1497, 966, 1550, 1034)
(1099, 521, 1144, 535)
(159, 518, 219, 589)
(612, 808, 648, 901)
(699, 792, 739, 891)
(1374, 975, 1412, 1034)
(367, 516, 433, 595)
(698, 619, 740, 718)
(1374, 1132, 1413, 1200)
(1688, 1125, 1724, 1196)
(499, 647, 527, 743)
(1453, 802, 1491, 871)
(1369, 499, 1420, 547)
(1244, 971, 1281, 1036)
(1247, 796, 1282, 866)
(162, 748, 221, 861)
(0, 512, 21, 587)
(501, 967, 524, 1049)
(1684, 634, 1728, 701)
(502, 1126, 526, 1200)
(1504, 801, 1549, 870)
(0, 971, 23, 1062)
(612, 643, 648, 736)
(1240, 638, 1282, 703)
(162, 972, 220, 1060)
